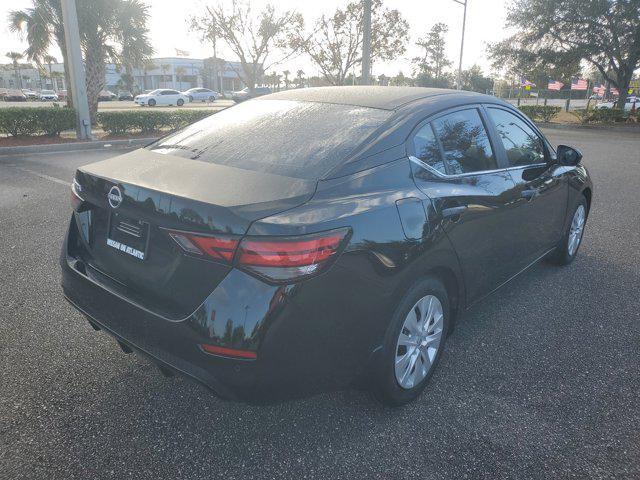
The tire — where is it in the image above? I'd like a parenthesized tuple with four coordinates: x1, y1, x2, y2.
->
(177, 99, 184, 107)
(148, 99, 156, 107)
(208, 96, 215, 102)
(371, 277, 450, 407)
(548, 196, 588, 265)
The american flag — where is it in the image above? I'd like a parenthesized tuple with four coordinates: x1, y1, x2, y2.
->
(571, 78, 588, 91)
(592, 84, 605, 95)
(520, 78, 536, 87)
(548, 79, 564, 91)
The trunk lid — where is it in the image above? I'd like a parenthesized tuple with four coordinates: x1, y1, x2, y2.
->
(72, 149, 315, 319)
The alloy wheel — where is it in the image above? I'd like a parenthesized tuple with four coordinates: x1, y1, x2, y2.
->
(395, 295, 444, 389)
(568, 205, 586, 256)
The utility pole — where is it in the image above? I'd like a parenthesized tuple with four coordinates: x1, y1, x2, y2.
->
(453, 0, 468, 90)
(61, 0, 91, 139)
(361, 0, 372, 85)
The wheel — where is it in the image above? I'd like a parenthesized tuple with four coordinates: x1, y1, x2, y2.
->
(371, 277, 450, 407)
(208, 95, 215, 102)
(148, 99, 156, 107)
(177, 99, 184, 106)
(548, 196, 588, 265)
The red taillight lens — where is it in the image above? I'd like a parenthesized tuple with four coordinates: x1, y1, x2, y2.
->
(236, 228, 350, 283)
(168, 231, 240, 263)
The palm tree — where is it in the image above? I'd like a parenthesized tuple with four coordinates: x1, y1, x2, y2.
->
(43, 54, 57, 90)
(9, 0, 153, 121)
(282, 70, 291, 89)
(161, 64, 171, 87)
(175, 66, 186, 90)
(6, 52, 24, 89)
(296, 69, 305, 88)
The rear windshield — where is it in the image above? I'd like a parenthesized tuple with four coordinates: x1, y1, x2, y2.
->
(148, 99, 390, 179)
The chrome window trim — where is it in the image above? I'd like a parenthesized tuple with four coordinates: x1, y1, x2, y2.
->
(409, 155, 547, 179)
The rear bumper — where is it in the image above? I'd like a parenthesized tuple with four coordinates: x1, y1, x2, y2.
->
(60, 216, 382, 401)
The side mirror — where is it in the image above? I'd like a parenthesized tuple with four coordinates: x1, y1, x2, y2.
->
(556, 145, 583, 166)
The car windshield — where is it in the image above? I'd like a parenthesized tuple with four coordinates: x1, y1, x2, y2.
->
(149, 89, 162, 94)
(41, 90, 54, 94)
(148, 99, 391, 179)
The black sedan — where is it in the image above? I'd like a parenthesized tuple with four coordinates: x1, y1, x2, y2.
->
(61, 87, 592, 405)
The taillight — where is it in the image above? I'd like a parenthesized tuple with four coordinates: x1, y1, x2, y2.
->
(236, 228, 351, 283)
(167, 227, 351, 283)
(199, 343, 257, 359)
(71, 178, 84, 211)
(167, 231, 240, 263)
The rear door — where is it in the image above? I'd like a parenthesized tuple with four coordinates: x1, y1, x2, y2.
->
(409, 106, 524, 302)
(485, 106, 567, 262)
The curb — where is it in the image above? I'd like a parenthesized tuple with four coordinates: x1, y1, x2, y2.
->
(0, 137, 159, 157)
(538, 122, 640, 131)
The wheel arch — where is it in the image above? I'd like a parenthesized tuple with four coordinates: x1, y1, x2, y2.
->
(582, 187, 592, 215)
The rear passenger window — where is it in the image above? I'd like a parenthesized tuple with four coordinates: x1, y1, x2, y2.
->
(412, 124, 446, 174)
(432, 109, 498, 174)
(487, 108, 546, 166)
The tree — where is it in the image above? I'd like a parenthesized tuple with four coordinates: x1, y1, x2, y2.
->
(412, 23, 452, 88)
(488, 0, 640, 108)
(43, 54, 56, 90)
(295, 69, 305, 87)
(460, 65, 493, 93)
(282, 69, 290, 89)
(175, 66, 186, 89)
(292, 0, 409, 86)
(5, 51, 23, 89)
(9, 0, 153, 120)
(192, 0, 303, 91)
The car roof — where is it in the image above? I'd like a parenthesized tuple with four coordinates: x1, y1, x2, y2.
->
(258, 86, 496, 111)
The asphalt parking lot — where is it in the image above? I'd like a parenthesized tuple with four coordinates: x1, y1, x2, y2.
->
(1, 126, 638, 479)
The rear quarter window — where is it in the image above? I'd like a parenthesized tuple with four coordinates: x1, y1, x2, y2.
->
(148, 100, 391, 179)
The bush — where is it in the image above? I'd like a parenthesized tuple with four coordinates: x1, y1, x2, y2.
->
(0, 106, 76, 137)
(572, 108, 627, 124)
(97, 110, 215, 136)
(518, 105, 561, 122)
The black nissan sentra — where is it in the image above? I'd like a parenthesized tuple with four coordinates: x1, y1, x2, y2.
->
(61, 87, 592, 405)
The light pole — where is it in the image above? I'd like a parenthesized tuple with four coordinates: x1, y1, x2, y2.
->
(361, 0, 372, 85)
(453, 0, 468, 90)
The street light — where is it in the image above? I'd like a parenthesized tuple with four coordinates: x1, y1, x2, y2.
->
(453, 0, 468, 91)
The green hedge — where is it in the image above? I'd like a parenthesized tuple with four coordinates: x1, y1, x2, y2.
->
(97, 110, 216, 136)
(0, 106, 76, 137)
(518, 105, 562, 122)
(572, 108, 629, 124)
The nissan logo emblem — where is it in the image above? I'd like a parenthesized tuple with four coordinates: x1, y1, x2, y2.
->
(107, 185, 123, 209)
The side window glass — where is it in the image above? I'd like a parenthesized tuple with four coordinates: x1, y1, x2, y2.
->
(432, 109, 498, 174)
(412, 123, 446, 174)
(488, 108, 545, 166)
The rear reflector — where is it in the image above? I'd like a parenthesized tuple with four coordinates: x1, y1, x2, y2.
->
(199, 344, 257, 359)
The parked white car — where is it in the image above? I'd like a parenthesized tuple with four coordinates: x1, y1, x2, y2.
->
(134, 89, 189, 107)
(183, 87, 219, 102)
(39, 89, 59, 101)
(596, 96, 638, 111)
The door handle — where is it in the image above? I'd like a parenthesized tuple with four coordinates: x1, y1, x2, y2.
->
(521, 189, 538, 201)
(441, 205, 468, 220)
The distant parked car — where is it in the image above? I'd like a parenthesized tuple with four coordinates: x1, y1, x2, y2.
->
(57, 90, 68, 100)
(39, 89, 59, 101)
(596, 96, 638, 111)
(134, 89, 189, 107)
(22, 89, 38, 100)
(117, 91, 134, 101)
(98, 90, 117, 101)
(4, 89, 27, 102)
(231, 86, 271, 103)
(183, 87, 219, 102)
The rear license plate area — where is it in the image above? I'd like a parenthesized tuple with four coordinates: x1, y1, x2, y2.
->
(107, 212, 150, 261)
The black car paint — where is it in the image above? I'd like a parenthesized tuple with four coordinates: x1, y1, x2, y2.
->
(61, 87, 592, 401)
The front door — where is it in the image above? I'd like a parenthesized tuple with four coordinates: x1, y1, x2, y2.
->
(485, 106, 567, 263)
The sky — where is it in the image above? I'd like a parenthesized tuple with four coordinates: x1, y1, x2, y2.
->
(1, 0, 512, 78)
